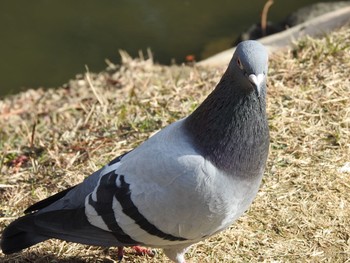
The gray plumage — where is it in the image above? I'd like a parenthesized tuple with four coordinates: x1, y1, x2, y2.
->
(1, 40, 270, 263)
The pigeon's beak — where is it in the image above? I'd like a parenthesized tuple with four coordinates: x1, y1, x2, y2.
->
(248, 74, 265, 96)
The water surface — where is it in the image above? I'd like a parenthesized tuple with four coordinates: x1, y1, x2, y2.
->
(0, 0, 339, 96)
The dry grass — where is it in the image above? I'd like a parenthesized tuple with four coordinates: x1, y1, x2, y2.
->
(1, 27, 350, 262)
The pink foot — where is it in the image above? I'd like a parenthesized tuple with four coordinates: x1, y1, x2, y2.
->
(116, 246, 155, 262)
(132, 245, 155, 257)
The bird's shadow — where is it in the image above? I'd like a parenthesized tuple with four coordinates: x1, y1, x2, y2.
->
(0, 251, 117, 263)
(0, 247, 157, 262)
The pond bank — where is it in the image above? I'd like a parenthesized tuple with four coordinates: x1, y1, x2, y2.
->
(199, 6, 350, 66)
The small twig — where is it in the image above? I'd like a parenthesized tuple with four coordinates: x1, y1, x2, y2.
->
(85, 66, 105, 106)
(261, 0, 274, 36)
(147, 48, 154, 63)
(30, 120, 37, 149)
(29, 120, 39, 173)
(83, 103, 96, 126)
(0, 149, 5, 173)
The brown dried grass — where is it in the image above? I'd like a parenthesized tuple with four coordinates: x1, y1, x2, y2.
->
(0, 27, 350, 262)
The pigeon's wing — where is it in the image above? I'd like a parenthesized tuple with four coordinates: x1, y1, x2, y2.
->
(1, 156, 132, 254)
(1, 152, 136, 254)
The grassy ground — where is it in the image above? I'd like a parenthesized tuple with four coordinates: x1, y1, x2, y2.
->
(0, 27, 350, 262)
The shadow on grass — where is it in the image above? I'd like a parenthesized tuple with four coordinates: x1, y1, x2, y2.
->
(0, 251, 116, 263)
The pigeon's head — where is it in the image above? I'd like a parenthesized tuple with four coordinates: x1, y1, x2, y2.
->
(230, 40, 268, 96)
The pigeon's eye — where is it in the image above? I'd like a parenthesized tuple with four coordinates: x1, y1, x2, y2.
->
(237, 58, 243, 70)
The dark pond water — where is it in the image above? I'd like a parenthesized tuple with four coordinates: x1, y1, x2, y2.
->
(0, 0, 340, 96)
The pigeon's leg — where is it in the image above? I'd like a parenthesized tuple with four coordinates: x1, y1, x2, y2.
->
(117, 246, 124, 262)
(163, 244, 190, 263)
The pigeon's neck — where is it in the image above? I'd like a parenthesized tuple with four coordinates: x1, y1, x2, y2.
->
(184, 72, 269, 178)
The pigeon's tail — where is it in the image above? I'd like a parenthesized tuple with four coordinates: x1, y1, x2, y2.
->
(1, 214, 48, 254)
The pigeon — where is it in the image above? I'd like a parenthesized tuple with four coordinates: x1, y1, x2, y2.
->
(1, 40, 270, 263)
